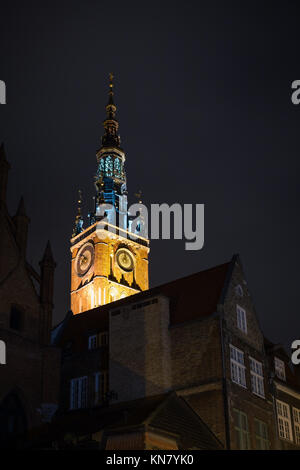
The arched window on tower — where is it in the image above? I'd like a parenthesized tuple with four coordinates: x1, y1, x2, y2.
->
(114, 157, 122, 177)
(105, 156, 113, 177)
(98, 158, 105, 176)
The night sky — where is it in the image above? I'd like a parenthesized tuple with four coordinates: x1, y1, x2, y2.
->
(1, 1, 300, 348)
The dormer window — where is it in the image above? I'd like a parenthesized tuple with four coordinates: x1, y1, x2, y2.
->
(237, 305, 247, 334)
(274, 357, 286, 381)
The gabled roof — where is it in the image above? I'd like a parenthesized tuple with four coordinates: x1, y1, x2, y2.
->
(31, 393, 223, 450)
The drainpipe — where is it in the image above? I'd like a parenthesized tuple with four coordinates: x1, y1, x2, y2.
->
(219, 313, 231, 450)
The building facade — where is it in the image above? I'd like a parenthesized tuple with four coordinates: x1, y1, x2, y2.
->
(0, 143, 60, 448)
(53, 254, 300, 450)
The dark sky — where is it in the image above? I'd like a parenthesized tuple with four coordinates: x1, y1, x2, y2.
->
(1, 1, 300, 347)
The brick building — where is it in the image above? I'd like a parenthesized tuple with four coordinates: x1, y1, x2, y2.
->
(36, 78, 300, 449)
(1, 77, 300, 450)
(49, 254, 300, 450)
(0, 143, 60, 448)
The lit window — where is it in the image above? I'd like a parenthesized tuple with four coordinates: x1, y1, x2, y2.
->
(236, 305, 247, 333)
(230, 345, 246, 388)
(250, 357, 265, 398)
(98, 158, 105, 176)
(293, 408, 300, 445)
(88, 334, 97, 350)
(254, 419, 269, 449)
(105, 155, 113, 177)
(274, 357, 286, 381)
(233, 409, 251, 449)
(276, 400, 293, 441)
(114, 157, 122, 177)
(70, 376, 88, 410)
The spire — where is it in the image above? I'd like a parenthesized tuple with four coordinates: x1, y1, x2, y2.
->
(13, 196, 30, 258)
(135, 190, 143, 204)
(106, 72, 116, 118)
(40, 240, 56, 267)
(101, 73, 121, 149)
(72, 189, 84, 237)
(15, 196, 28, 218)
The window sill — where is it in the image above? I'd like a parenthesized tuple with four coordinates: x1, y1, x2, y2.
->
(231, 379, 247, 389)
(252, 391, 265, 400)
(279, 436, 294, 443)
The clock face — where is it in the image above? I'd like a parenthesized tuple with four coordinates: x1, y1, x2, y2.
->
(116, 248, 134, 272)
(76, 243, 95, 277)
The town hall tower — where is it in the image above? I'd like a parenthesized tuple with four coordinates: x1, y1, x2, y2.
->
(70, 75, 149, 314)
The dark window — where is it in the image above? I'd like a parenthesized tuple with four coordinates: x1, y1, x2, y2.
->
(233, 408, 251, 449)
(9, 306, 23, 331)
(255, 418, 269, 449)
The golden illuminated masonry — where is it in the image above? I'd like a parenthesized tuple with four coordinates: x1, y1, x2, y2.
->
(70, 75, 149, 314)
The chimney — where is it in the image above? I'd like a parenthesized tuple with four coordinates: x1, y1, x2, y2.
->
(109, 295, 172, 403)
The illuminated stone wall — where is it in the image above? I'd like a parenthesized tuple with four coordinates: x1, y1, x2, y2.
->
(70, 225, 149, 315)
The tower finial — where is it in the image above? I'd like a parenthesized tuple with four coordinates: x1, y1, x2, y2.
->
(135, 190, 143, 204)
(106, 72, 116, 116)
(109, 72, 114, 89)
(101, 72, 121, 149)
(72, 189, 83, 237)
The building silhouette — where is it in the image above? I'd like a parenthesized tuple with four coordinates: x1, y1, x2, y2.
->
(0, 143, 60, 448)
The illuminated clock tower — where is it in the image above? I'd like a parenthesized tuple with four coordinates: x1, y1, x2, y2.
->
(70, 74, 149, 314)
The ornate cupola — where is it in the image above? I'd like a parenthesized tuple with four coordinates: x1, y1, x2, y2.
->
(101, 72, 121, 149)
(92, 73, 128, 230)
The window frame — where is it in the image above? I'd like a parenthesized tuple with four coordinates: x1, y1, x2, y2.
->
(70, 376, 88, 410)
(274, 357, 286, 381)
(98, 331, 108, 347)
(230, 345, 247, 388)
(233, 408, 251, 450)
(254, 418, 269, 450)
(236, 304, 247, 334)
(249, 357, 265, 398)
(293, 407, 300, 445)
(276, 399, 293, 442)
(88, 334, 97, 350)
(94, 371, 108, 405)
